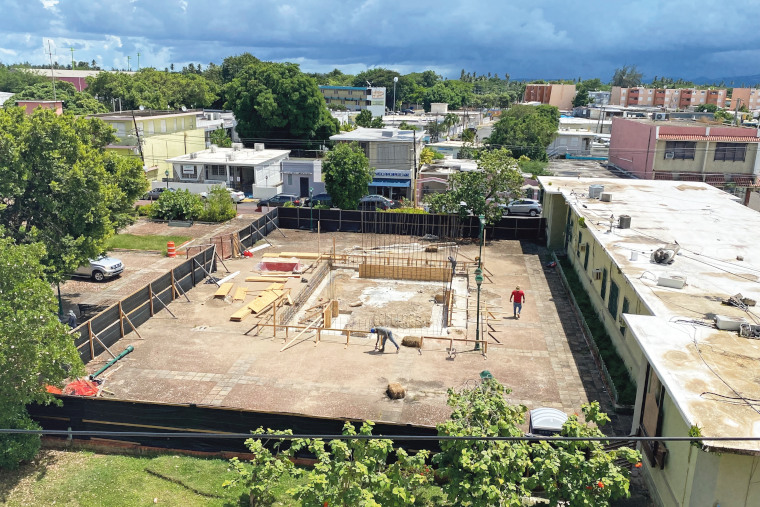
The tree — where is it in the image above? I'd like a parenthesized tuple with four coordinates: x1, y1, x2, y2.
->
(419, 146, 443, 165)
(288, 422, 431, 506)
(486, 105, 559, 161)
(696, 103, 719, 113)
(0, 107, 149, 282)
(200, 186, 237, 223)
(354, 109, 373, 127)
(0, 64, 47, 93)
(223, 61, 337, 140)
(434, 379, 640, 506)
(149, 189, 204, 221)
(426, 120, 447, 143)
(611, 65, 643, 87)
(322, 142, 373, 210)
(0, 235, 84, 468)
(4, 81, 108, 115)
(572, 88, 591, 107)
(210, 128, 232, 147)
(424, 148, 523, 223)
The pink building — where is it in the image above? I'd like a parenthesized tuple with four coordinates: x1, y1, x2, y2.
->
(27, 69, 135, 92)
(523, 84, 576, 110)
(730, 88, 760, 111)
(16, 100, 63, 115)
(608, 117, 760, 187)
(610, 87, 727, 108)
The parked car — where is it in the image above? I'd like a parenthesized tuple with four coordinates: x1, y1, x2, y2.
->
(257, 194, 302, 210)
(402, 108, 415, 115)
(226, 188, 245, 203)
(501, 199, 542, 217)
(306, 193, 333, 207)
(72, 256, 124, 282)
(142, 187, 175, 200)
(358, 195, 396, 211)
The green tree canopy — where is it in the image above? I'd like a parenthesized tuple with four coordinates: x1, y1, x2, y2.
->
(424, 148, 523, 223)
(210, 128, 232, 147)
(572, 88, 591, 107)
(322, 142, 373, 210)
(223, 61, 338, 140)
(4, 80, 108, 115)
(354, 109, 384, 128)
(423, 81, 474, 111)
(0, 64, 48, 93)
(486, 104, 559, 161)
(612, 65, 643, 87)
(85, 68, 219, 110)
(0, 107, 149, 282)
(0, 235, 84, 468)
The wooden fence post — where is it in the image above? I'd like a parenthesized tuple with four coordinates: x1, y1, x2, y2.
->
(118, 301, 125, 338)
(87, 320, 94, 360)
(149, 284, 154, 316)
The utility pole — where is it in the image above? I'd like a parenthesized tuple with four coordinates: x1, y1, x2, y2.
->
(137, 52, 141, 70)
(412, 129, 418, 207)
(46, 40, 57, 102)
(69, 47, 75, 69)
(131, 110, 145, 164)
(127, 55, 131, 71)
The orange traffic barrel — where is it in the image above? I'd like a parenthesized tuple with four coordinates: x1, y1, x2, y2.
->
(167, 241, 176, 258)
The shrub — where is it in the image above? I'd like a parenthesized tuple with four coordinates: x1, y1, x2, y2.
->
(149, 189, 204, 221)
(200, 186, 236, 222)
(0, 410, 42, 469)
(136, 203, 153, 216)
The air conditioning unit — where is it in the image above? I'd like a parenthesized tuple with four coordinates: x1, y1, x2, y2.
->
(592, 269, 602, 280)
(665, 151, 675, 159)
(654, 112, 670, 121)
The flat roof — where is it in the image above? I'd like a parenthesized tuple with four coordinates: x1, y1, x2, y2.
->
(90, 110, 201, 121)
(541, 177, 760, 453)
(166, 147, 290, 166)
(626, 314, 760, 454)
(330, 127, 422, 143)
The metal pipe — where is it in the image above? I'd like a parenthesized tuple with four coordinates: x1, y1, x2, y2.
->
(91, 345, 134, 378)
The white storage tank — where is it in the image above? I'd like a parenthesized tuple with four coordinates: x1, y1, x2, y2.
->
(589, 184, 604, 199)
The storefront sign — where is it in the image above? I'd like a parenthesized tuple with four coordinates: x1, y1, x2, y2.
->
(374, 170, 410, 178)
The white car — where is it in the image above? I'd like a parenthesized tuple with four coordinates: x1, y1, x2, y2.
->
(226, 188, 245, 203)
(73, 256, 124, 282)
(501, 199, 542, 217)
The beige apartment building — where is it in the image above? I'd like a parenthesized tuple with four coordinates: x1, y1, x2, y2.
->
(523, 84, 576, 110)
(729, 88, 760, 111)
(610, 87, 727, 108)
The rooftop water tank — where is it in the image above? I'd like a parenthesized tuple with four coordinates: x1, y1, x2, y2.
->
(529, 407, 568, 436)
(589, 184, 604, 199)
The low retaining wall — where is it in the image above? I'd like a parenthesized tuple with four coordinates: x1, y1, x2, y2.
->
(359, 264, 450, 282)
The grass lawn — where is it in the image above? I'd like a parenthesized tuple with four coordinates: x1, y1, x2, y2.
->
(0, 450, 257, 507)
(105, 234, 192, 253)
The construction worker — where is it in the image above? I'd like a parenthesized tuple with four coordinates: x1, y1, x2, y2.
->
(371, 327, 399, 353)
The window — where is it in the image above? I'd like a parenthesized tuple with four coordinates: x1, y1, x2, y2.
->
(608, 280, 619, 319)
(600, 268, 608, 300)
(160, 120, 167, 133)
(287, 174, 292, 185)
(640, 364, 668, 468)
(714, 143, 747, 162)
(577, 231, 583, 257)
(664, 141, 696, 160)
(210, 165, 226, 176)
(620, 297, 630, 336)
(147, 122, 154, 134)
(583, 243, 590, 270)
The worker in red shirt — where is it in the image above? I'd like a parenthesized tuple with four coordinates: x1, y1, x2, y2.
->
(510, 285, 526, 319)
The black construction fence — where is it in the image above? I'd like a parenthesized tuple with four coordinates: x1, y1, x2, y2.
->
(276, 207, 546, 241)
(28, 396, 440, 454)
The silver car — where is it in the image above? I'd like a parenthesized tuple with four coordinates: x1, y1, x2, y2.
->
(73, 256, 124, 282)
(502, 199, 542, 217)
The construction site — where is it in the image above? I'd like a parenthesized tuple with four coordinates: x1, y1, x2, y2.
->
(39, 213, 626, 444)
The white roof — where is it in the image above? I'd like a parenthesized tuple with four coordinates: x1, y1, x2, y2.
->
(167, 147, 290, 167)
(541, 176, 760, 453)
(0, 91, 14, 104)
(626, 314, 760, 454)
(330, 127, 422, 143)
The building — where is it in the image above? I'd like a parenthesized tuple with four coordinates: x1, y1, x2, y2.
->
(729, 88, 760, 111)
(196, 110, 239, 145)
(426, 140, 466, 158)
(27, 68, 135, 92)
(610, 87, 727, 109)
(329, 127, 424, 201)
(281, 159, 325, 197)
(166, 144, 289, 198)
(523, 84, 577, 110)
(546, 130, 596, 158)
(319, 86, 386, 117)
(0, 91, 14, 106)
(539, 177, 760, 506)
(88, 109, 207, 180)
(608, 117, 760, 190)
(588, 90, 611, 106)
(15, 100, 63, 115)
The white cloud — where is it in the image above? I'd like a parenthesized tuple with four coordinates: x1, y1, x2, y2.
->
(179, 0, 187, 13)
(0, 48, 18, 56)
(40, 0, 59, 11)
(104, 35, 123, 49)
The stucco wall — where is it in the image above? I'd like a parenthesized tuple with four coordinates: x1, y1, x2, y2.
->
(653, 140, 758, 175)
(142, 130, 206, 178)
(609, 118, 655, 178)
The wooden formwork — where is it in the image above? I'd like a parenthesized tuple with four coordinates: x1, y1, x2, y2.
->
(358, 264, 451, 282)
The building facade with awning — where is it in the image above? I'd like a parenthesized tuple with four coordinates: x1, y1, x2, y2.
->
(330, 127, 424, 201)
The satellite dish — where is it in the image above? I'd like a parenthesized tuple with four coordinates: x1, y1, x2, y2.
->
(181, 106, 187, 112)
(138, 105, 145, 110)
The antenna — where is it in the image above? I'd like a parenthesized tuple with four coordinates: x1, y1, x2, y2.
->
(127, 55, 131, 71)
(46, 40, 57, 102)
(70, 47, 75, 70)
(136, 52, 140, 70)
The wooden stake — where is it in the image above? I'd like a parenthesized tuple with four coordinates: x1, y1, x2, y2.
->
(118, 301, 125, 338)
(148, 284, 154, 316)
(88, 320, 94, 359)
(121, 309, 143, 340)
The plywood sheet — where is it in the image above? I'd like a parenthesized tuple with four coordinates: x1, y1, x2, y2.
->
(214, 282, 234, 298)
(246, 276, 289, 283)
(233, 287, 247, 301)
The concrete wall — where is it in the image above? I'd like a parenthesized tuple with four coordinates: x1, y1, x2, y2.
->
(142, 130, 206, 178)
(609, 118, 656, 178)
(282, 160, 326, 197)
(653, 139, 759, 175)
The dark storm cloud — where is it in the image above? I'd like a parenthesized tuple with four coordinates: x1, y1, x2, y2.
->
(1, 0, 758, 80)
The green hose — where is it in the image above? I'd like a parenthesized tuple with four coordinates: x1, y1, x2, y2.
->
(91, 345, 134, 378)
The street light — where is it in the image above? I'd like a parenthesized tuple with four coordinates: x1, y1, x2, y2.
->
(309, 187, 314, 231)
(393, 76, 398, 115)
(474, 214, 486, 351)
(164, 169, 169, 189)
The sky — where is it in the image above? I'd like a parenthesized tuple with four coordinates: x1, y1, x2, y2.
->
(1, 0, 759, 82)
